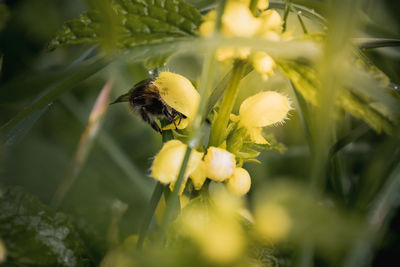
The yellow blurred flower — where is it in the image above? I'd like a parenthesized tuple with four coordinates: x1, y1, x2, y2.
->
(231, 91, 291, 144)
(204, 146, 236, 182)
(226, 167, 251, 195)
(199, 10, 216, 37)
(151, 140, 203, 185)
(216, 47, 250, 62)
(251, 51, 276, 79)
(0, 239, 6, 264)
(222, 2, 261, 37)
(255, 203, 292, 243)
(258, 9, 283, 35)
(153, 72, 200, 130)
(179, 188, 246, 263)
(257, 0, 269, 10)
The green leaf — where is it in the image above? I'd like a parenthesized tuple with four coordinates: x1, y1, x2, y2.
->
(0, 187, 91, 266)
(278, 59, 400, 134)
(48, 0, 202, 51)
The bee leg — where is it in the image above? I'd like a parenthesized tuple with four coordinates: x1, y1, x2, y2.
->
(163, 108, 178, 129)
(140, 108, 161, 133)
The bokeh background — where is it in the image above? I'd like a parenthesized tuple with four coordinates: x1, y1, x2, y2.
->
(1, 0, 400, 266)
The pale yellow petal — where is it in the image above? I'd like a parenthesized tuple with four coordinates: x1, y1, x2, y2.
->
(154, 72, 200, 123)
(151, 140, 203, 184)
(239, 91, 291, 128)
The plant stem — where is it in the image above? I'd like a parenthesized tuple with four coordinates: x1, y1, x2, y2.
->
(136, 121, 173, 249)
(249, 0, 259, 16)
(208, 60, 246, 147)
(136, 182, 164, 249)
(282, 0, 291, 33)
(290, 4, 308, 34)
(156, 147, 192, 245)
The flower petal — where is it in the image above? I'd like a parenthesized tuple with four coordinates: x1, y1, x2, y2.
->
(154, 72, 200, 123)
(151, 140, 203, 184)
(239, 91, 291, 128)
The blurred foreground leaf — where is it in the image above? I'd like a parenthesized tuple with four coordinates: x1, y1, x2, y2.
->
(52, 80, 113, 209)
(0, 187, 91, 266)
(1, 57, 109, 136)
(48, 0, 202, 51)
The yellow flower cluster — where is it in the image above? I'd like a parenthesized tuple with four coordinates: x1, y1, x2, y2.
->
(150, 74, 291, 194)
(151, 141, 252, 196)
(200, 0, 284, 79)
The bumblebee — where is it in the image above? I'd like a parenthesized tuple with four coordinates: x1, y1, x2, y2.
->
(111, 77, 187, 133)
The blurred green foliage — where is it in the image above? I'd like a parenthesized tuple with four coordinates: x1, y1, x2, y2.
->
(1, 0, 400, 266)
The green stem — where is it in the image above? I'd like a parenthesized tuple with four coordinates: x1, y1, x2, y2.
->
(282, 0, 291, 33)
(208, 60, 246, 147)
(136, 182, 164, 249)
(136, 121, 173, 249)
(290, 4, 308, 34)
(249, 0, 259, 16)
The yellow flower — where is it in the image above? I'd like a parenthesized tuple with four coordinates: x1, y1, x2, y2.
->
(226, 167, 251, 195)
(222, 2, 261, 37)
(255, 203, 292, 243)
(199, 10, 216, 37)
(179, 188, 245, 263)
(216, 47, 250, 62)
(258, 9, 283, 33)
(251, 52, 276, 80)
(153, 72, 200, 130)
(151, 140, 203, 185)
(231, 91, 291, 144)
(204, 147, 236, 182)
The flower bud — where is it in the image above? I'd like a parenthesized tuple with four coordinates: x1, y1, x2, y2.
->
(226, 167, 251, 195)
(151, 140, 203, 184)
(257, 0, 269, 10)
(204, 147, 236, 182)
